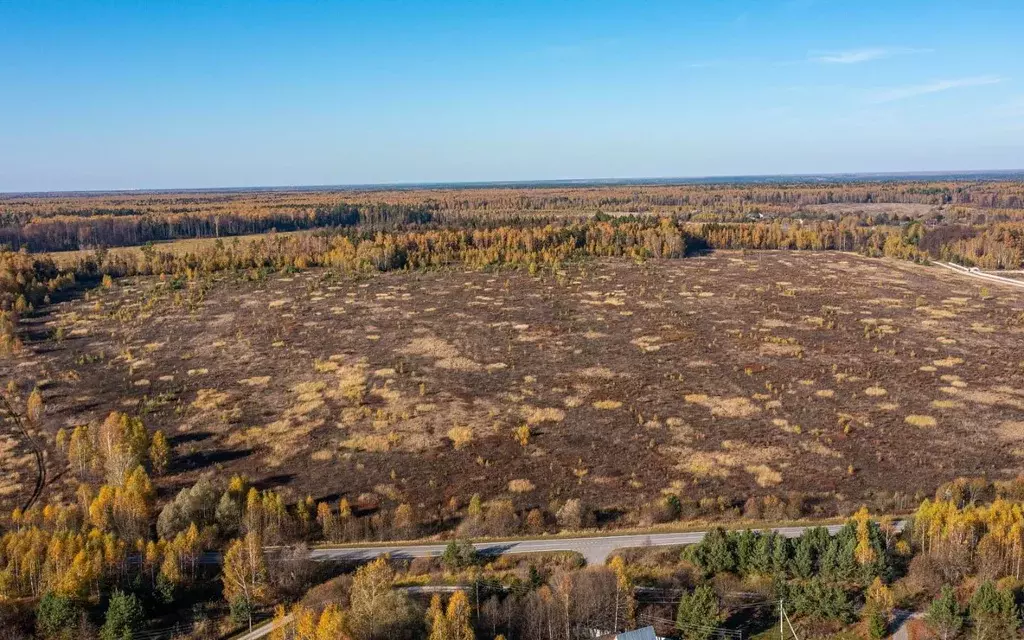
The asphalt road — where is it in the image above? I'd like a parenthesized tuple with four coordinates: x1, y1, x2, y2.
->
(235, 521, 906, 639)
(307, 523, 855, 566)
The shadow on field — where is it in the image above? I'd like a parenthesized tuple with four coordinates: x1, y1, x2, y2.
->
(175, 447, 253, 471)
(256, 473, 296, 489)
(169, 431, 214, 446)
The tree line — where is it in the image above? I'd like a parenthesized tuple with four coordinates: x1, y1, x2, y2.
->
(0, 203, 438, 252)
(4, 180, 1024, 256)
(7, 180, 1024, 221)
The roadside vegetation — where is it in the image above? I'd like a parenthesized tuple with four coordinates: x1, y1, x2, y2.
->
(9, 472, 1024, 638)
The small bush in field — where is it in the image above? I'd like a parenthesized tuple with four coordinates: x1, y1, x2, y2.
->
(447, 425, 474, 450)
(512, 425, 531, 446)
(508, 479, 535, 493)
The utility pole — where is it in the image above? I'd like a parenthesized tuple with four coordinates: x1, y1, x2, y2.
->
(474, 570, 481, 619)
(784, 603, 798, 640)
(779, 599, 799, 640)
(613, 585, 619, 633)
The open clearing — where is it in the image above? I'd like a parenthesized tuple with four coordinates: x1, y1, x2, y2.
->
(6, 251, 1024, 518)
(42, 229, 313, 266)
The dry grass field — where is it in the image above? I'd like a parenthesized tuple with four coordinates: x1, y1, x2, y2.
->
(5, 251, 1024, 519)
(42, 229, 313, 267)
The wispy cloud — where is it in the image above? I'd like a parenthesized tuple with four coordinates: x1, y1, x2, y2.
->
(811, 46, 931, 64)
(868, 75, 1004, 103)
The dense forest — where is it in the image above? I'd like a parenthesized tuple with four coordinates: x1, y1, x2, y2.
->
(1, 181, 1023, 268)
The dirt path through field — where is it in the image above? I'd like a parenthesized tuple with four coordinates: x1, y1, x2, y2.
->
(1, 396, 46, 511)
(935, 262, 1024, 290)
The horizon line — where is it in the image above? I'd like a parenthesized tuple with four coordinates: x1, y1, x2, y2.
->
(4, 168, 1024, 198)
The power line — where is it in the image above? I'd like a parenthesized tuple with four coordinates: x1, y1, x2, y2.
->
(637, 613, 743, 639)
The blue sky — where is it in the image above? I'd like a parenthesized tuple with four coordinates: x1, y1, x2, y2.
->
(1, 0, 1022, 191)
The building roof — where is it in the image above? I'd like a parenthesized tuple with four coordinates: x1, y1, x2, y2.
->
(614, 627, 658, 640)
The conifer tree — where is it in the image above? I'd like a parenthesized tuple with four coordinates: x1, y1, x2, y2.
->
(927, 585, 964, 640)
(100, 589, 143, 640)
(969, 580, 1018, 640)
(676, 584, 723, 640)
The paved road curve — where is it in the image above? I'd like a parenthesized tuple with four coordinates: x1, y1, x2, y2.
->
(307, 523, 865, 566)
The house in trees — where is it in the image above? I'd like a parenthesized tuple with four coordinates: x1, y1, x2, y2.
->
(595, 626, 660, 640)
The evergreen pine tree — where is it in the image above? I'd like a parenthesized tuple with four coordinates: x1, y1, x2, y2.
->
(969, 581, 1019, 640)
(676, 584, 724, 640)
(100, 590, 143, 640)
(927, 585, 964, 640)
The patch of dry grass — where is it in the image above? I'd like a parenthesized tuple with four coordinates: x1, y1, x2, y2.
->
(400, 334, 482, 371)
(579, 366, 616, 379)
(447, 425, 475, 449)
(800, 440, 843, 459)
(436, 356, 483, 371)
(524, 406, 566, 424)
(759, 342, 803, 357)
(772, 418, 802, 434)
(342, 433, 395, 452)
(683, 394, 760, 418)
(745, 464, 783, 487)
(680, 451, 731, 479)
(630, 335, 663, 352)
(314, 359, 340, 372)
(508, 478, 535, 493)
(997, 421, 1024, 441)
(678, 441, 786, 482)
(337, 364, 368, 404)
(192, 388, 230, 410)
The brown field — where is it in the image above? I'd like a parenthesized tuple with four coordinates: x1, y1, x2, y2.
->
(5, 251, 1024, 519)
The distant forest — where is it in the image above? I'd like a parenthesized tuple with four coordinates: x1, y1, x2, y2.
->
(1, 180, 1024, 255)
(1, 180, 1023, 326)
